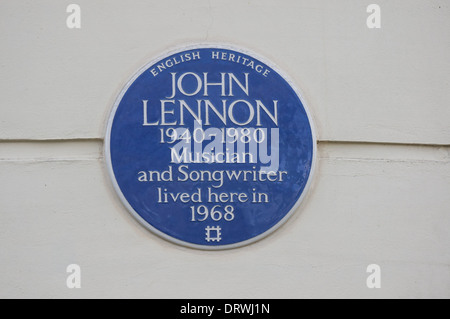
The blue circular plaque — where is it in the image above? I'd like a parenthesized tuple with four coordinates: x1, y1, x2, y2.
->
(105, 44, 316, 249)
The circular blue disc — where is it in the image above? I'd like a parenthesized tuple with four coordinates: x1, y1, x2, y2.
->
(105, 45, 316, 249)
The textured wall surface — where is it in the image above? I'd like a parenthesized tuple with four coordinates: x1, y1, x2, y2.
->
(1, 0, 449, 298)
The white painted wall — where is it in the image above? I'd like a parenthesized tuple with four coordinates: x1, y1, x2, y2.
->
(0, 0, 449, 298)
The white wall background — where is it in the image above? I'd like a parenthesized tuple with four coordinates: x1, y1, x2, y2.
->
(0, 0, 449, 298)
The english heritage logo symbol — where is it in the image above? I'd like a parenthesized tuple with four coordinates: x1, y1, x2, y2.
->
(105, 44, 316, 249)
